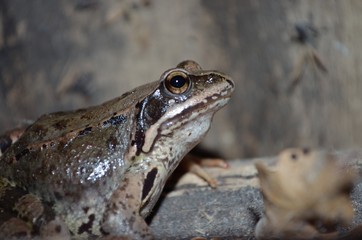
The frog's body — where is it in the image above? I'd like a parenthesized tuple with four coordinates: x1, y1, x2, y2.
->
(0, 61, 234, 239)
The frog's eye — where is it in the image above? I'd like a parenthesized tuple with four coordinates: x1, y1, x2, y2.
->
(164, 71, 191, 95)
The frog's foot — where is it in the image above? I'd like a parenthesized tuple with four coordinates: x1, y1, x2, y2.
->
(181, 154, 229, 188)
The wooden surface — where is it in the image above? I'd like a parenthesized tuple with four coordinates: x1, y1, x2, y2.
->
(148, 150, 362, 239)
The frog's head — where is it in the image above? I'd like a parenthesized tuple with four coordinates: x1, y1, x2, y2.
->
(132, 60, 234, 167)
(129, 60, 234, 215)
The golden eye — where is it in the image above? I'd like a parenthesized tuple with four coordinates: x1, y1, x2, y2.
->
(164, 71, 191, 94)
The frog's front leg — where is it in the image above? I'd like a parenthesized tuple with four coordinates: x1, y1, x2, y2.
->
(180, 154, 229, 188)
(101, 172, 153, 240)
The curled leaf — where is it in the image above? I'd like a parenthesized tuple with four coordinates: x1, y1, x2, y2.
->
(255, 148, 356, 239)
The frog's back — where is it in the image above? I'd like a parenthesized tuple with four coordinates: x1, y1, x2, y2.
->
(0, 81, 159, 200)
(1, 121, 127, 200)
(16, 81, 159, 144)
(0, 80, 163, 238)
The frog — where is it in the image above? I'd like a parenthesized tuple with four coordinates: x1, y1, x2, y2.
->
(0, 60, 234, 239)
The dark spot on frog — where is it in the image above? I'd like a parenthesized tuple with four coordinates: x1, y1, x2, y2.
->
(102, 115, 126, 127)
(117, 178, 129, 192)
(101, 180, 107, 186)
(31, 124, 47, 136)
(133, 130, 145, 156)
(80, 113, 92, 120)
(108, 200, 123, 212)
(56, 141, 66, 152)
(55, 225, 62, 233)
(128, 215, 136, 227)
(100, 227, 109, 236)
(106, 136, 118, 151)
(54, 191, 63, 200)
(117, 201, 127, 210)
(15, 148, 30, 161)
(83, 207, 89, 214)
(142, 168, 158, 201)
(53, 120, 69, 130)
(119, 91, 133, 100)
(125, 193, 134, 200)
(78, 127, 93, 136)
(78, 214, 95, 234)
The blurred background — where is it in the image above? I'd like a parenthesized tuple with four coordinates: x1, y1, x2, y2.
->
(1, 0, 361, 159)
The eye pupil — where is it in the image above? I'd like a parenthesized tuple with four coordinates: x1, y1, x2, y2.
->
(170, 76, 186, 88)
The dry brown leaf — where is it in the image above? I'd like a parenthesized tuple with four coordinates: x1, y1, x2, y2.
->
(255, 148, 356, 240)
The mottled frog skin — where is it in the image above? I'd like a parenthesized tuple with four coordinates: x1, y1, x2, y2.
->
(0, 61, 234, 239)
